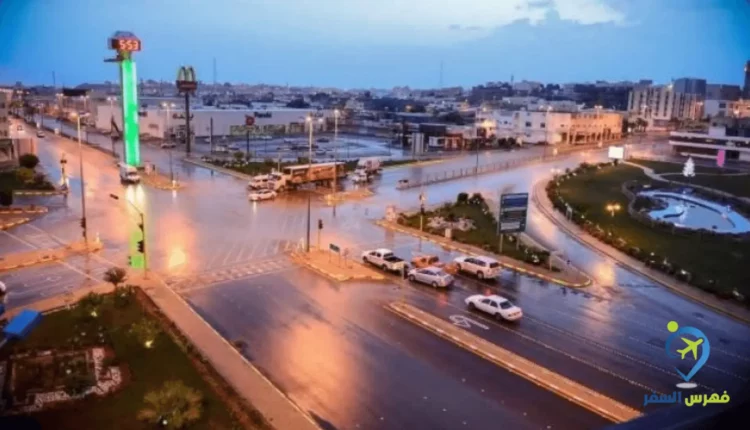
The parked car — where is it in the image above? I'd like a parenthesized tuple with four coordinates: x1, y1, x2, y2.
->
(36, 130, 45, 138)
(361, 248, 406, 273)
(228, 143, 242, 151)
(317, 137, 330, 143)
(408, 267, 454, 288)
(411, 255, 458, 274)
(248, 189, 277, 201)
(214, 145, 228, 153)
(160, 142, 177, 149)
(261, 135, 273, 140)
(465, 294, 523, 321)
(453, 255, 501, 280)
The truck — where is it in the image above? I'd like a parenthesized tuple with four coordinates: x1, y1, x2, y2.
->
(361, 248, 407, 273)
(118, 163, 141, 184)
(268, 162, 346, 191)
(354, 157, 382, 176)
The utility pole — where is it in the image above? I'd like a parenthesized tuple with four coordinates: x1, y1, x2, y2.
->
(332, 109, 339, 206)
(305, 115, 314, 253)
(209, 117, 214, 153)
(76, 113, 89, 247)
(246, 129, 250, 158)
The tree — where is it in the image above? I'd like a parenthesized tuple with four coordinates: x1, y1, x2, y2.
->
(15, 167, 34, 183)
(76, 292, 105, 320)
(285, 98, 310, 109)
(18, 154, 40, 169)
(138, 380, 203, 429)
(440, 111, 465, 125)
(683, 157, 696, 178)
(103, 267, 127, 289)
(0, 190, 12, 207)
(233, 151, 245, 162)
(130, 318, 161, 348)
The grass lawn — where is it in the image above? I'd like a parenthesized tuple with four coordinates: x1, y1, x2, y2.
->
(555, 164, 750, 295)
(0, 171, 56, 192)
(630, 159, 750, 198)
(6, 291, 257, 430)
(400, 199, 555, 269)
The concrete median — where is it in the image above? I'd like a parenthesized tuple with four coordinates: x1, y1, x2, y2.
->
(387, 301, 642, 424)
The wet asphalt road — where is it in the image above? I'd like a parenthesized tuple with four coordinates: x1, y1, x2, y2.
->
(4, 120, 750, 429)
(185, 267, 610, 430)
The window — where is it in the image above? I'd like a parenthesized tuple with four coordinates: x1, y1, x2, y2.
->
(540, 123, 546, 128)
(490, 301, 499, 308)
(499, 301, 513, 310)
(525, 121, 531, 127)
(481, 298, 492, 305)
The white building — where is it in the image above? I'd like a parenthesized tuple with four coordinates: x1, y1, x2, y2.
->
(95, 104, 335, 139)
(627, 83, 704, 128)
(477, 108, 622, 144)
(703, 99, 750, 119)
(0, 89, 10, 139)
(669, 125, 750, 163)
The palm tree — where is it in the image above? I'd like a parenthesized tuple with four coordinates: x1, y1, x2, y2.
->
(138, 380, 203, 429)
(103, 267, 127, 289)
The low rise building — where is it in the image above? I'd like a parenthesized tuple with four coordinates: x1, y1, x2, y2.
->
(669, 125, 750, 163)
(703, 99, 750, 119)
(627, 82, 704, 128)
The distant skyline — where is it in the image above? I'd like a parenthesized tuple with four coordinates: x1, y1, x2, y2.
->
(1, 0, 749, 89)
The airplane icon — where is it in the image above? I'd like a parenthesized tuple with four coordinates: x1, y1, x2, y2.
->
(677, 337, 704, 360)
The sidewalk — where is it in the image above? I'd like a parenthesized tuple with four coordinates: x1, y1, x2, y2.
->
(0, 240, 103, 272)
(532, 179, 750, 325)
(141, 171, 184, 191)
(375, 220, 591, 288)
(0, 216, 31, 231)
(0, 205, 49, 215)
(289, 249, 385, 282)
(4, 271, 322, 430)
(388, 302, 641, 423)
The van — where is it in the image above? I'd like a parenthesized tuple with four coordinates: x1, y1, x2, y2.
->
(118, 163, 141, 184)
(247, 174, 271, 190)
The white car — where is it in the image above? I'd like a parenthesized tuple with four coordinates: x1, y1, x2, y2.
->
(214, 145, 228, 153)
(408, 267, 454, 288)
(465, 294, 523, 321)
(36, 131, 45, 138)
(249, 189, 277, 201)
(453, 255, 501, 280)
(160, 142, 177, 148)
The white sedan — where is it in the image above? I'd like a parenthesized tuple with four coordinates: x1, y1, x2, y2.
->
(160, 142, 177, 148)
(407, 267, 454, 288)
(249, 189, 277, 201)
(465, 294, 523, 321)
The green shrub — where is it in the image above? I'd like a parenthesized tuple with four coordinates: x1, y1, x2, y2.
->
(15, 167, 34, 183)
(456, 192, 469, 204)
(0, 190, 12, 206)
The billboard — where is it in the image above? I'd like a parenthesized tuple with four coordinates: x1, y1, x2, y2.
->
(499, 193, 529, 233)
(608, 145, 624, 160)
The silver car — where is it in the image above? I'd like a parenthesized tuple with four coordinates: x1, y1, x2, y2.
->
(407, 266, 454, 288)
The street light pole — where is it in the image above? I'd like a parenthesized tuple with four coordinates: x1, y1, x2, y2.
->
(109, 194, 147, 278)
(332, 109, 339, 204)
(76, 113, 89, 247)
(305, 115, 314, 253)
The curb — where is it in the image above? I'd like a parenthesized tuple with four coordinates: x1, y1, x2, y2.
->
(0, 206, 49, 214)
(12, 189, 67, 196)
(374, 220, 591, 288)
(0, 217, 31, 231)
(289, 251, 385, 282)
(387, 302, 641, 424)
(0, 242, 104, 272)
(182, 157, 255, 181)
(532, 179, 750, 326)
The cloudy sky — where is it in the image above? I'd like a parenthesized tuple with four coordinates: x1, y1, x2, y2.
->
(0, 0, 748, 88)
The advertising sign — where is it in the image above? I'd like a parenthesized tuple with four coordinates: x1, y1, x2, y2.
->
(717, 149, 725, 167)
(608, 145, 624, 160)
(499, 193, 529, 233)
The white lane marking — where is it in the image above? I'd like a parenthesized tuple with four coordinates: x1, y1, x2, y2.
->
(449, 315, 489, 330)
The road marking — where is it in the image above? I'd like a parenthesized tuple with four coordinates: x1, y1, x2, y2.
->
(449, 314, 489, 330)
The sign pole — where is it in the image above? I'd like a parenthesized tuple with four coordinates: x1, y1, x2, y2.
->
(499, 234, 504, 254)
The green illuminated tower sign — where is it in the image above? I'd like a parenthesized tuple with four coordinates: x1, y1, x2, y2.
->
(108, 31, 142, 167)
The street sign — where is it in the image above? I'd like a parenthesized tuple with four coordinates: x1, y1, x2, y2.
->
(499, 192, 529, 233)
(329, 243, 340, 253)
(717, 149, 726, 167)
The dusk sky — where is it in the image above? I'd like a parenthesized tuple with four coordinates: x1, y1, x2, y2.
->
(1, 0, 749, 89)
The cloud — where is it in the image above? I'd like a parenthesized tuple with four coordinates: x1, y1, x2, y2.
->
(449, 24, 483, 31)
(527, 0, 554, 8)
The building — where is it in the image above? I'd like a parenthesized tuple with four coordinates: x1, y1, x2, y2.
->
(744, 60, 750, 99)
(476, 108, 623, 145)
(672, 78, 707, 96)
(627, 82, 704, 128)
(95, 104, 335, 139)
(706, 84, 741, 101)
(703, 99, 750, 119)
(669, 125, 750, 163)
(0, 89, 10, 139)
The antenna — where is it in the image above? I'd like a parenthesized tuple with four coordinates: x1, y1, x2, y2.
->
(213, 57, 217, 88)
(439, 61, 444, 89)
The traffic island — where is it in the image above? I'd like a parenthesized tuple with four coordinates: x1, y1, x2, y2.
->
(544, 161, 750, 311)
(0, 205, 49, 215)
(378, 193, 591, 288)
(141, 171, 185, 191)
(386, 301, 642, 424)
(0, 240, 104, 272)
(0, 216, 31, 230)
(289, 249, 385, 282)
